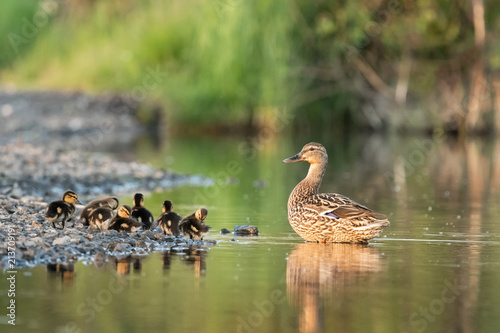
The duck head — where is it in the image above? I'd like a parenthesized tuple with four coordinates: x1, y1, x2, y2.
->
(133, 193, 144, 207)
(162, 200, 173, 213)
(63, 190, 82, 205)
(118, 205, 132, 218)
(195, 208, 208, 221)
(282, 142, 328, 165)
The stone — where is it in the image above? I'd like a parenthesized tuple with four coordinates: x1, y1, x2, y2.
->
(220, 228, 232, 234)
(52, 236, 71, 246)
(233, 225, 259, 235)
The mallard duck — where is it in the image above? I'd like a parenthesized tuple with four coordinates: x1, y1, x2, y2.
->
(179, 208, 210, 240)
(131, 193, 154, 230)
(80, 197, 119, 226)
(45, 190, 81, 229)
(88, 207, 114, 230)
(108, 205, 143, 232)
(283, 142, 390, 244)
(157, 200, 182, 236)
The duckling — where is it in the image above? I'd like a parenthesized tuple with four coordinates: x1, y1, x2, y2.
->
(88, 207, 114, 230)
(108, 205, 143, 232)
(80, 196, 119, 226)
(283, 142, 390, 243)
(130, 193, 154, 230)
(179, 208, 210, 240)
(45, 190, 81, 229)
(157, 200, 182, 236)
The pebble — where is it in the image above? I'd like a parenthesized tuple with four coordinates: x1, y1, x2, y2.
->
(52, 236, 71, 246)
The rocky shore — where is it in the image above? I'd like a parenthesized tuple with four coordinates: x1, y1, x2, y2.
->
(0, 195, 212, 270)
(0, 143, 214, 270)
(0, 91, 214, 270)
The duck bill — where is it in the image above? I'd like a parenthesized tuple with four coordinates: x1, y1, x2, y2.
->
(282, 153, 303, 163)
(76, 199, 83, 205)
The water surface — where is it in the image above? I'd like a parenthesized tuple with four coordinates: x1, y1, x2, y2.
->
(2, 134, 500, 333)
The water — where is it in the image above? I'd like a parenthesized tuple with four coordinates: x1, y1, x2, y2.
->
(3, 133, 500, 333)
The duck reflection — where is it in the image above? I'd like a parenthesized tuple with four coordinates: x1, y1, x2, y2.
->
(286, 243, 385, 333)
(47, 262, 75, 286)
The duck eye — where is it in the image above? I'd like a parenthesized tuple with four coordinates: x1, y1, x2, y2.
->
(308, 147, 315, 151)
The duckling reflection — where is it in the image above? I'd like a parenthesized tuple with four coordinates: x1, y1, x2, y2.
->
(47, 262, 75, 286)
(93, 251, 106, 269)
(161, 250, 173, 272)
(286, 243, 385, 333)
(112, 255, 142, 276)
(180, 246, 207, 278)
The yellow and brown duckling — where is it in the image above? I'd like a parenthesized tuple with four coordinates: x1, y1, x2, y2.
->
(179, 208, 210, 240)
(157, 200, 182, 236)
(88, 207, 114, 230)
(45, 190, 81, 229)
(80, 196, 119, 226)
(283, 142, 390, 244)
(108, 205, 143, 232)
(131, 193, 154, 230)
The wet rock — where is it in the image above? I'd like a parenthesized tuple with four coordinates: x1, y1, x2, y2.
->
(142, 230, 155, 240)
(52, 236, 71, 246)
(220, 228, 232, 234)
(233, 225, 259, 236)
(108, 242, 132, 252)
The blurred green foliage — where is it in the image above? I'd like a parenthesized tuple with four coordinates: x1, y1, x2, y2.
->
(0, 0, 498, 132)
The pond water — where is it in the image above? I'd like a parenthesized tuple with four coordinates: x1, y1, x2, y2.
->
(3, 132, 500, 333)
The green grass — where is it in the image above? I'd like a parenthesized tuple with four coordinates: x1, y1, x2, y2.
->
(0, 1, 40, 68)
(3, 1, 499, 133)
(2, 0, 296, 127)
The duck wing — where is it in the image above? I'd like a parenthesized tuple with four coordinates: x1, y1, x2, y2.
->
(301, 193, 389, 227)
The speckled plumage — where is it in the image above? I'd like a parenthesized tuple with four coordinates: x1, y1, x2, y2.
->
(88, 207, 114, 230)
(108, 205, 143, 232)
(157, 200, 181, 236)
(80, 197, 119, 226)
(283, 142, 390, 244)
(131, 193, 154, 230)
(179, 208, 210, 240)
(45, 190, 81, 229)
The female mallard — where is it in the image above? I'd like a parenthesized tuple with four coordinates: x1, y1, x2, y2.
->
(179, 208, 210, 240)
(108, 205, 143, 232)
(80, 197, 119, 226)
(131, 193, 154, 230)
(157, 200, 181, 236)
(283, 142, 390, 244)
(45, 190, 82, 229)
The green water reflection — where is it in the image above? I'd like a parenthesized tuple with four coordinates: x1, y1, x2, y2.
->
(3, 134, 500, 333)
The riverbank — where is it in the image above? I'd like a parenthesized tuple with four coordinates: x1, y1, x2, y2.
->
(0, 91, 216, 270)
(0, 142, 215, 271)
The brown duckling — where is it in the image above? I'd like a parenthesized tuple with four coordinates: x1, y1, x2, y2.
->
(108, 205, 143, 232)
(45, 190, 81, 229)
(179, 208, 210, 240)
(88, 207, 114, 230)
(157, 200, 182, 236)
(131, 193, 154, 230)
(80, 196, 119, 226)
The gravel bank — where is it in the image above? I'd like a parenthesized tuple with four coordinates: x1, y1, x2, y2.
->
(0, 195, 212, 270)
(0, 91, 214, 269)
